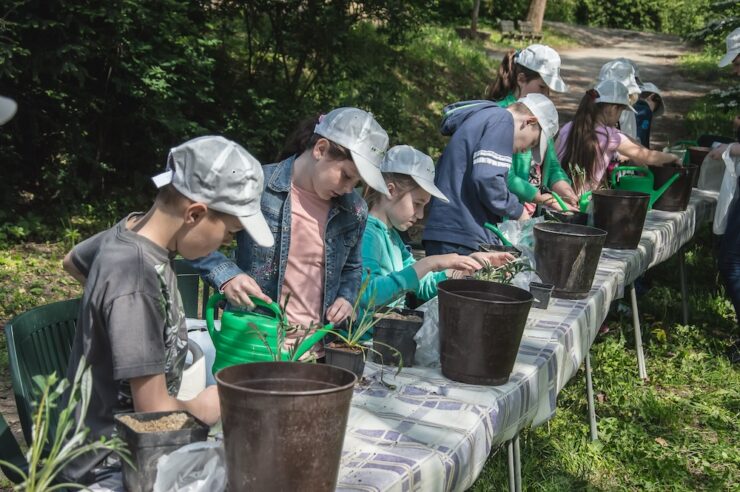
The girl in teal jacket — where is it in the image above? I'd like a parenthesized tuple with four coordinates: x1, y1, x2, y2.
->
(487, 45, 578, 212)
(360, 145, 513, 309)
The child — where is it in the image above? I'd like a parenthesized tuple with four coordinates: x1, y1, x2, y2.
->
(556, 80, 680, 194)
(634, 82, 665, 148)
(486, 44, 578, 211)
(61, 136, 273, 482)
(596, 58, 642, 140)
(423, 93, 560, 255)
(361, 145, 512, 309)
(191, 107, 389, 357)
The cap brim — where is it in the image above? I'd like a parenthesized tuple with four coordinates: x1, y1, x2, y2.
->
(239, 212, 275, 248)
(541, 72, 568, 93)
(532, 131, 548, 163)
(413, 176, 449, 203)
(719, 50, 739, 67)
(350, 150, 390, 197)
(0, 96, 17, 125)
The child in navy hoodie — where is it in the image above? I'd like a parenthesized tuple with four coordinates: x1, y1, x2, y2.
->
(423, 95, 559, 255)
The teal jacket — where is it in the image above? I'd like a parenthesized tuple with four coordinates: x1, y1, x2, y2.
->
(360, 215, 446, 309)
(498, 93, 571, 203)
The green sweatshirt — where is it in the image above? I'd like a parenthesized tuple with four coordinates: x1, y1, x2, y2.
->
(498, 93, 571, 203)
(360, 215, 446, 309)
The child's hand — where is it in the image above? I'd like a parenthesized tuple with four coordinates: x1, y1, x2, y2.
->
(708, 143, 729, 160)
(432, 253, 482, 274)
(222, 274, 272, 307)
(470, 251, 516, 267)
(518, 208, 532, 221)
(191, 386, 221, 426)
(327, 297, 353, 324)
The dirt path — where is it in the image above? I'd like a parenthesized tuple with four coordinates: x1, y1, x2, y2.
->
(490, 22, 721, 149)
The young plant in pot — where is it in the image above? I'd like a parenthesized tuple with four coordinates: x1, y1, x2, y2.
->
(372, 307, 424, 367)
(474, 257, 533, 285)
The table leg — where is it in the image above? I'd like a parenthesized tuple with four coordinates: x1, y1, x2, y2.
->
(679, 247, 689, 325)
(585, 352, 598, 441)
(513, 433, 522, 492)
(630, 283, 648, 380)
(507, 439, 515, 491)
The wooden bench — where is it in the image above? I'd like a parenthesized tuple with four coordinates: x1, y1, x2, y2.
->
(499, 20, 520, 41)
(518, 20, 544, 41)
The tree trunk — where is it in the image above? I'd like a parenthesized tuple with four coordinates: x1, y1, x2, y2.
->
(470, 0, 481, 35)
(526, 0, 547, 33)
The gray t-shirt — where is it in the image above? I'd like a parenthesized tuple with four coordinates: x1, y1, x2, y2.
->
(64, 213, 187, 481)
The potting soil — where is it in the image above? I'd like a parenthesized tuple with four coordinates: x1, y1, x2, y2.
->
(119, 413, 195, 433)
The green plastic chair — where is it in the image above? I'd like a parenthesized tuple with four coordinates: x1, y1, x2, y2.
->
(174, 259, 212, 319)
(0, 411, 26, 484)
(4, 298, 80, 445)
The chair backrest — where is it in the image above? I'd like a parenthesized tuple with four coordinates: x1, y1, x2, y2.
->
(0, 411, 26, 484)
(173, 259, 211, 319)
(500, 20, 516, 33)
(4, 298, 80, 445)
(518, 20, 534, 34)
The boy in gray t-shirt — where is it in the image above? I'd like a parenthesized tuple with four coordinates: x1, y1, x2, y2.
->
(60, 136, 274, 483)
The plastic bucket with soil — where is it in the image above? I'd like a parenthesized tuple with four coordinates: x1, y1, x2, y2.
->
(592, 190, 650, 249)
(216, 362, 356, 491)
(533, 222, 607, 300)
(115, 411, 209, 492)
(438, 279, 533, 386)
(372, 308, 424, 367)
(325, 342, 366, 378)
(648, 164, 698, 212)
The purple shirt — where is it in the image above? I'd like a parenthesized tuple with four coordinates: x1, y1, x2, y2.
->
(556, 122, 625, 191)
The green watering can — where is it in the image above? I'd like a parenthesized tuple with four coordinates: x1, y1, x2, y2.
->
(609, 165, 681, 209)
(205, 293, 333, 373)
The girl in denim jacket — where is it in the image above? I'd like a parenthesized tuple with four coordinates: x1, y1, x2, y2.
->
(192, 108, 390, 358)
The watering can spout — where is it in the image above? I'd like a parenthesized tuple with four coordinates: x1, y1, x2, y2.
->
(650, 172, 681, 208)
(290, 323, 335, 361)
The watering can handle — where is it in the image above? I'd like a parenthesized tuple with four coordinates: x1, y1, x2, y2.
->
(610, 165, 652, 188)
(483, 222, 514, 247)
(205, 293, 284, 343)
(578, 191, 592, 214)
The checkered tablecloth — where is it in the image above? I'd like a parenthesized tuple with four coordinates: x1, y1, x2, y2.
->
(337, 189, 718, 492)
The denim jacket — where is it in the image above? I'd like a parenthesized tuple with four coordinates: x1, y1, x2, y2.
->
(190, 155, 368, 322)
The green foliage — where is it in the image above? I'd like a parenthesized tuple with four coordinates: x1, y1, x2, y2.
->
(0, 357, 130, 491)
(474, 258, 533, 285)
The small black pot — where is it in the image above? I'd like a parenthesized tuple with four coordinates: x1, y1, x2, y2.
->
(529, 282, 554, 309)
(479, 244, 521, 257)
(542, 208, 589, 225)
(373, 308, 424, 367)
(325, 345, 366, 379)
(115, 411, 209, 492)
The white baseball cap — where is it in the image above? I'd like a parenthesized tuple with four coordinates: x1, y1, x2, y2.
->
(152, 136, 274, 248)
(0, 95, 17, 125)
(639, 82, 666, 117)
(597, 59, 641, 95)
(517, 93, 559, 163)
(314, 107, 390, 196)
(719, 27, 740, 68)
(516, 44, 569, 93)
(595, 80, 637, 114)
(381, 145, 449, 203)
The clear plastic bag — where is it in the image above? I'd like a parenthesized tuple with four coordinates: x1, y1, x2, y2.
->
(498, 216, 544, 250)
(153, 441, 226, 492)
(414, 297, 441, 368)
(698, 155, 726, 192)
(713, 145, 740, 235)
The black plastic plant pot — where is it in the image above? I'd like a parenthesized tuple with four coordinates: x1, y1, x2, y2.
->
(438, 279, 533, 386)
(649, 164, 698, 212)
(114, 411, 209, 492)
(324, 344, 366, 379)
(542, 208, 589, 225)
(479, 244, 522, 257)
(592, 190, 650, 249)
(529, 282, 554, 309)
(373, 308, 424, 367)
(533, 222, 607, 300)
(216, 362, 356, 492)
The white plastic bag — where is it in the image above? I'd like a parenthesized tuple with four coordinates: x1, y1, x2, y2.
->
(713, 145, 740, 235)
(497, 216, 544, 250)
(698, 155, 726, 192)
(414, 297, 441, 368)
(153, 441, 226, 492)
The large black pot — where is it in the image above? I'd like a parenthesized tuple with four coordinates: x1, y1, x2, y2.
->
(533, 222, 607, 299)
(592, 190, 650, 249)
(216, 362, 356, 491)
(438, 279, 532, 386)
(649, 164, 698, 212)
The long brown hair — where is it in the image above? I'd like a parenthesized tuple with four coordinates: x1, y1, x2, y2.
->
(277, 115, 353, 162)
(363, 173, 418, 209)
(560, 89, 612, 191)
(485, 50, 541, 101)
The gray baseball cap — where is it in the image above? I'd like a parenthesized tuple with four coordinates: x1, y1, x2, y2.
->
(719, 27, 740, 67)
(518, 93, 559, 163)
(151, 136, 274, 247)
(639, 82, 666, 117)
(381, 145, 449, 203)
(0, 96, 17, 125)
(516, 44, 569, 93)
(595, 80, 637, 114)
(597, 59, 641, 95)
(314, 107, 390, 196)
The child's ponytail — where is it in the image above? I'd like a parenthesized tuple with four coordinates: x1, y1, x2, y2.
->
(485, 50, 542, 101)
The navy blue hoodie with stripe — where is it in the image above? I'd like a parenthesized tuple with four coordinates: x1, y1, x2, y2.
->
(423, 100, 525, 250)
